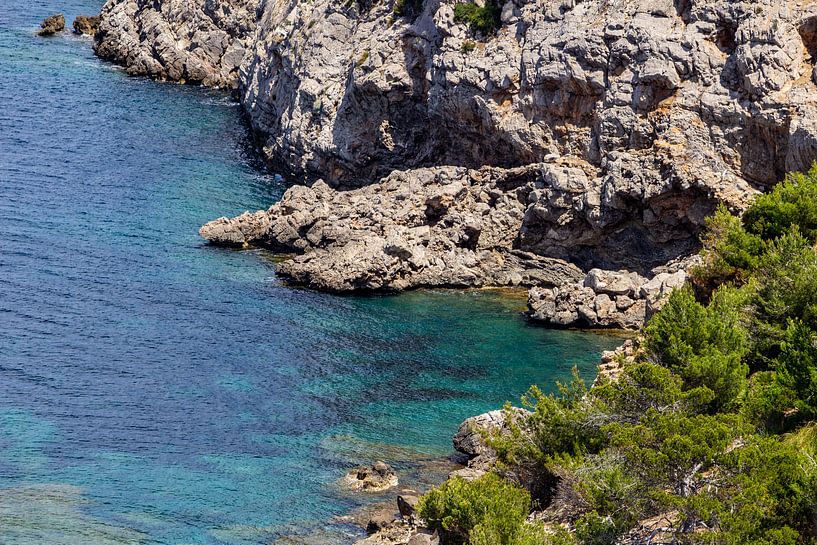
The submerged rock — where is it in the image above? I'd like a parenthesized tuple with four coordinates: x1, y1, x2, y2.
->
(343, 461, 399, 492)
(38, 14, 65, 36)
(73, 15, 100, 36)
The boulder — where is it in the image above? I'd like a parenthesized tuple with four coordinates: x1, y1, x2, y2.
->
(528, 267, 687, 330)
(73, 15, 100, 36)
(38, 14, 65, 36)
(397, 494, 419, 519)
(407, 532, 440, 545)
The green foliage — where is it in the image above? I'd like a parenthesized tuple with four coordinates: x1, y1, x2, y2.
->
(418, 473, 545, 545)
(741, 371, 797, 432)
(693, 204, 763, 288)
(593, 362, 713, 422)
(453, 1, 501, 35)
(775, 319, 817, 419)
(709, 436, 817, 544)
(743, 164, 817, 242)
(461, 40, 476, 53)
(610, 413, 747, 496)
(490, 370, 606, 500)
(750, 229, 817, 361)
(643, 286, 749, 410)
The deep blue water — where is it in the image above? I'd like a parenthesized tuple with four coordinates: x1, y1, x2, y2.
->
(0, 3, 620, 544)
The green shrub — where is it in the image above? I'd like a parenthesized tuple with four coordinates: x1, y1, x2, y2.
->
(490, 371, 606, 500)
(712, 436, 817, 544)
(453, 1, 501, 35)
(609, 412, 747, 497)
(643, 286, 749, 410)
(461, 40, 476, 53)
(693, 204, 763, 289)
(743, 164, 817, 242)
(741, 371, 797, 432)
(418, 473, 540, 545)
(775, 319, 817, 419)
(593, 362, 714, 422)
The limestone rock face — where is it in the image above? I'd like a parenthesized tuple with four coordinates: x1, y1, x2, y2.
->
(38, 14, 65, 36)
(94, 0, 258, 87)
(451, 408, 529, 480)
(528, 266, 690, 330)
(201, 164, 586, 291)
(98, 0, 817, 296)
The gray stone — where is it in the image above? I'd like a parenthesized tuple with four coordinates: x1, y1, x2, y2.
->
(397, 495, 419, 519)
(407, 532, 440, 545)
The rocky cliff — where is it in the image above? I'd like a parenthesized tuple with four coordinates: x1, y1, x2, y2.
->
(94, 0, 817, 325)
(94, 0, 257, 87)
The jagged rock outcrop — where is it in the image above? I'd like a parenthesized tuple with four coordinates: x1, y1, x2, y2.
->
(450, 408, 529, 481)
(38, 14, 65, 36)
(97, 0, 817, 300)
(73, 15, 100, 36)
(94, 0, 258, 87)
(201, 164, 586, 291)
(528, 267, 688, 330)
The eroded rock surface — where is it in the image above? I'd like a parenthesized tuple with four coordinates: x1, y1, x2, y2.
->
(527, 267, 689, 330)
(73, 15, 100, 36)
(96, 0, 817, 308)
(201, 164, 586, 291)
(38, 14, 65, 36)
(94, 0, 258, 87)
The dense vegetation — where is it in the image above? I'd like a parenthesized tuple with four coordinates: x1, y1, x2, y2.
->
(452, 0, 501, 35)
(419, 167, 817, 545)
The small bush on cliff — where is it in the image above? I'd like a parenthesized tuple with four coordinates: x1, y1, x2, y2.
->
(418, 473, 546, 545)
(453, 0, 501, 35)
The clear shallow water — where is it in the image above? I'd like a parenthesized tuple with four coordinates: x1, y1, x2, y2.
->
(0, 3, 621, 544)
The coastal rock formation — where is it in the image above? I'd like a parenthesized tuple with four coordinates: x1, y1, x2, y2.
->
(343, 461, 399, 492)
(72, 15, 100, 36)
(201, 164, 586, 291)
(96, 0, 817, 303)
(38, 14, 65, 36)
(450, 408, 529, 481)
(94, 0, 258, 87)
(527, 267, 688, 330)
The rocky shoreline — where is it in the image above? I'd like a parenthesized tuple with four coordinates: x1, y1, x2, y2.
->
(55, 0, 817, 542)
(78, 0, 817, 327)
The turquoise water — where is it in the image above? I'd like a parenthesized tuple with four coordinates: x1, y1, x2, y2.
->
(0, 3, 620, 544)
